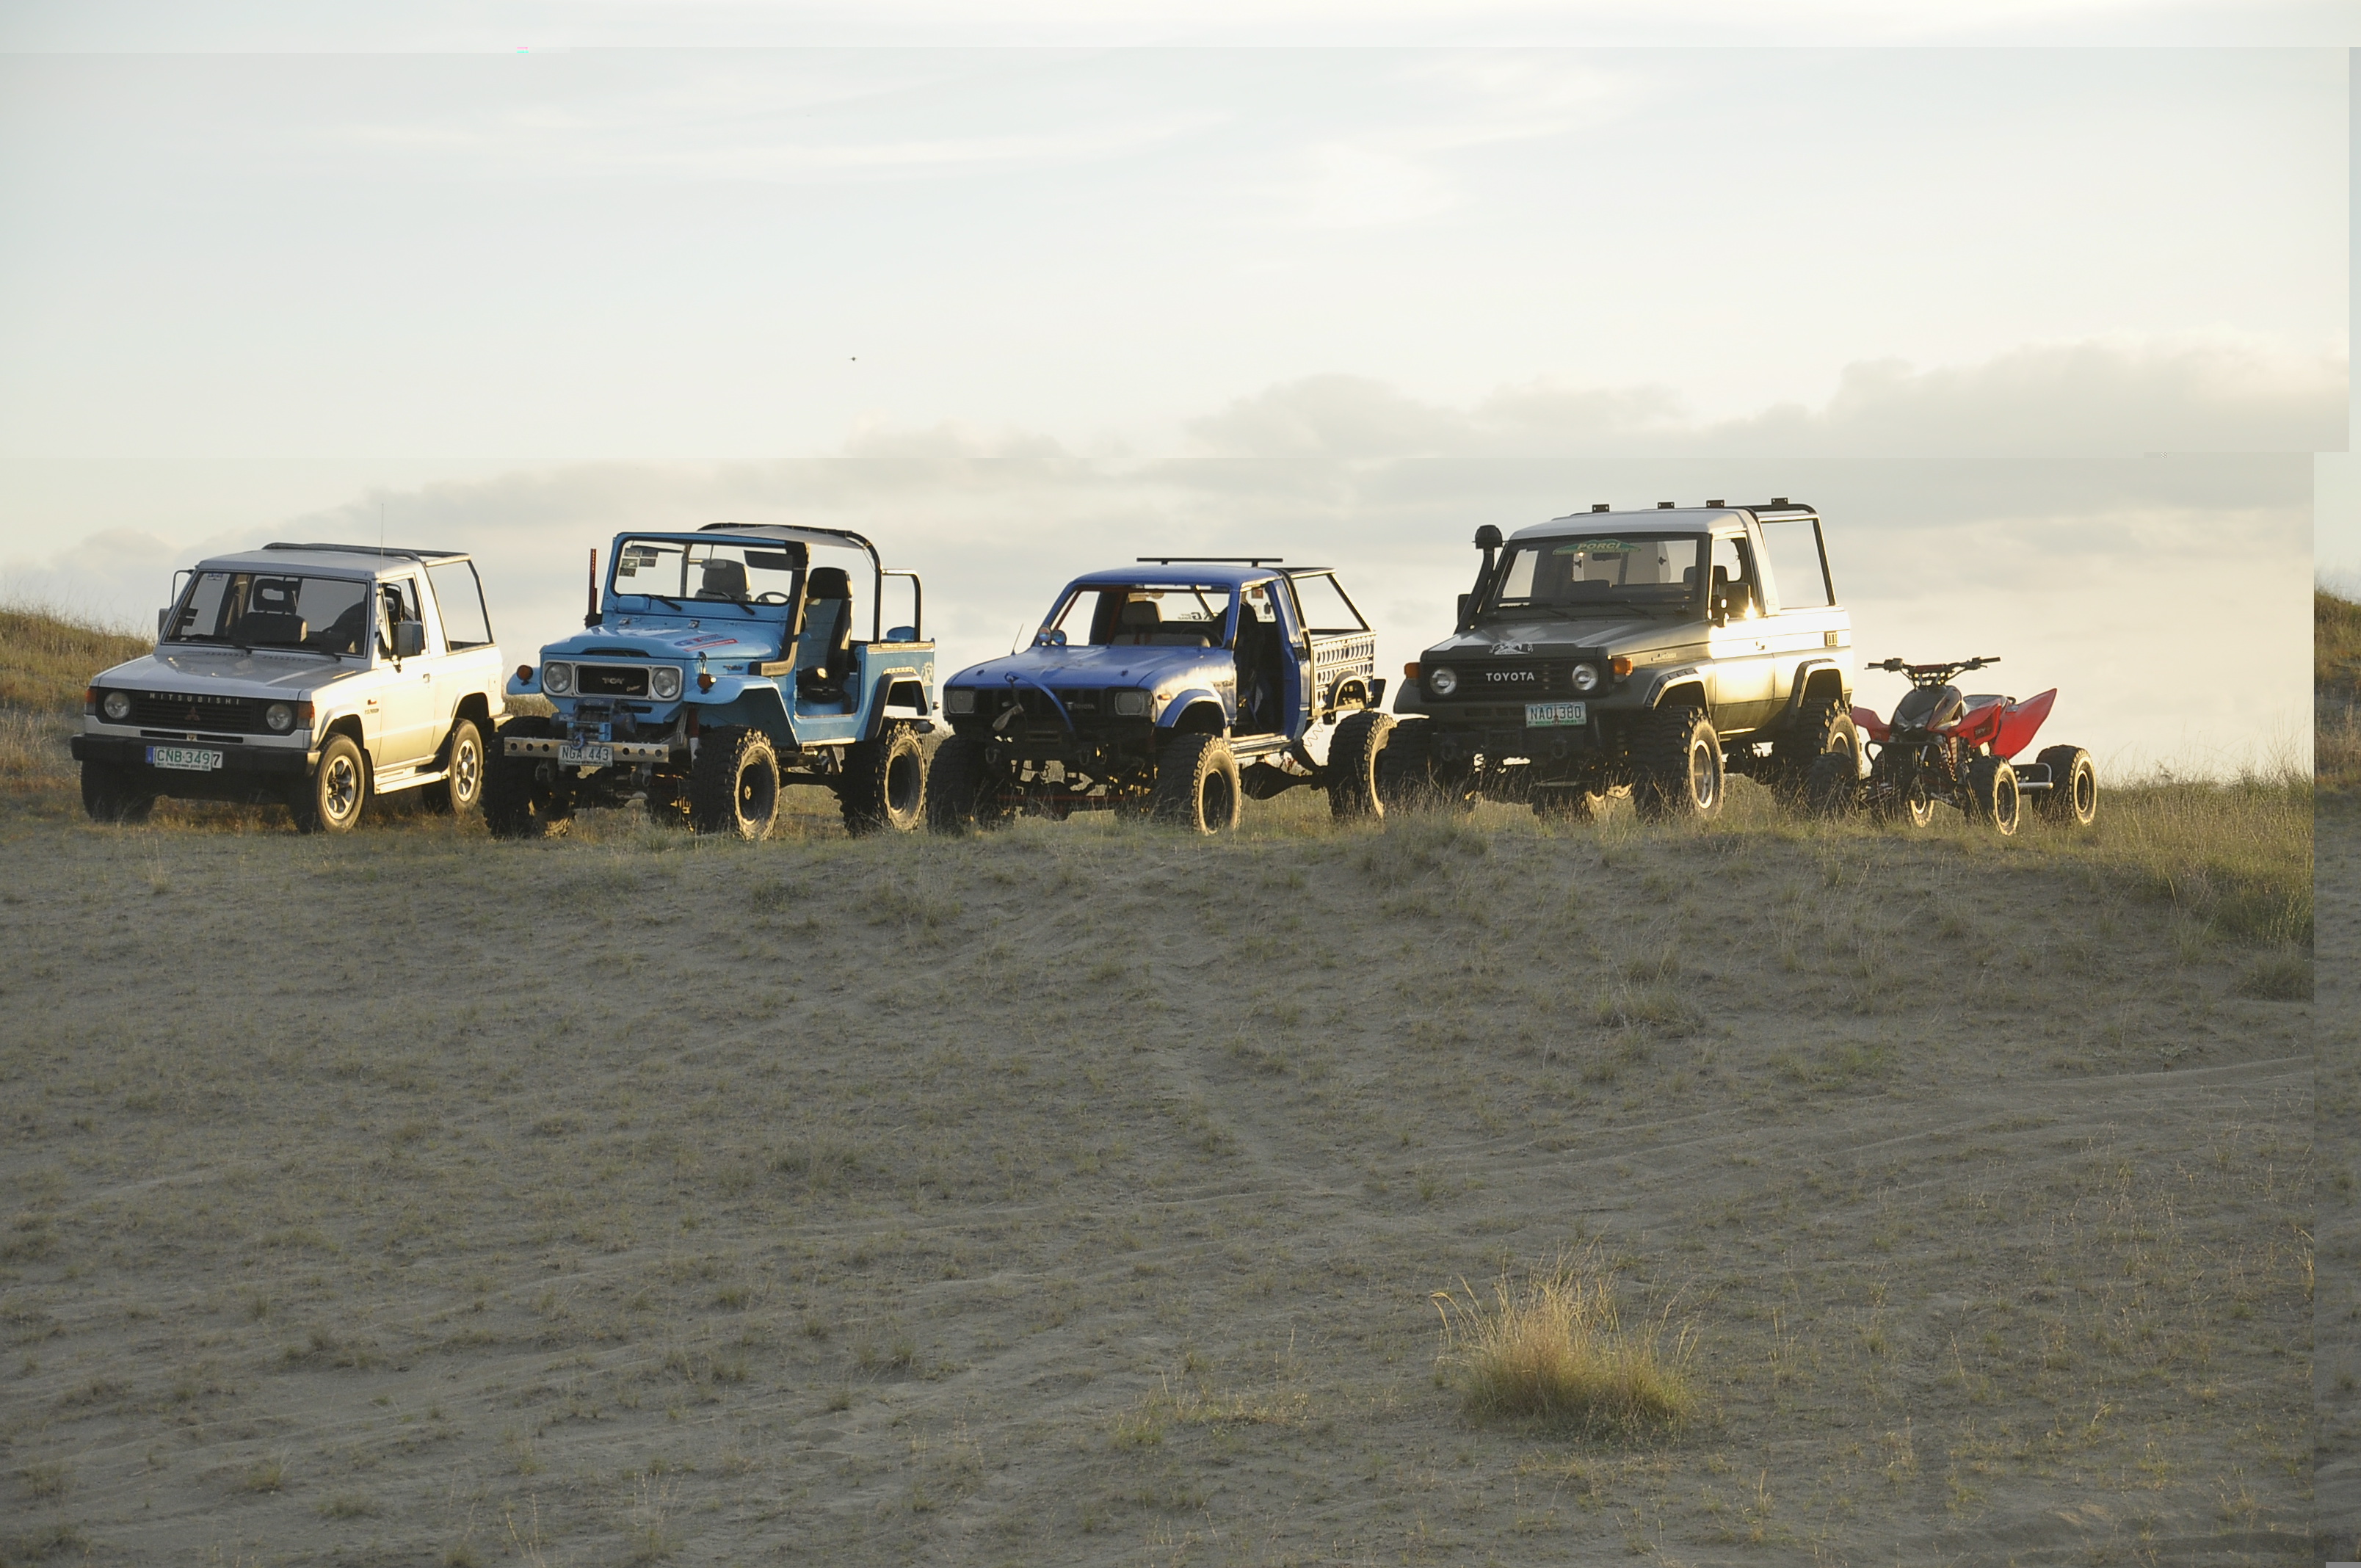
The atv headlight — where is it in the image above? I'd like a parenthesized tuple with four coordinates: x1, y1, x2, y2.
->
(542, 661, 574, 697)
(1113, 689, 1152, 717)
(649, 664, 682, 700)
(946, 687, 976, 716)
(1570, 663, 1600, 694)
(101, 690, 132, 722)
(1427, 665, 1459, 697)
(264, 702, 295, 733)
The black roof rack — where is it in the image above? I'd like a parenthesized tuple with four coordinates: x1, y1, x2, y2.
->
(264, 542, 467, 562)
(1137, 556, 1287, 567)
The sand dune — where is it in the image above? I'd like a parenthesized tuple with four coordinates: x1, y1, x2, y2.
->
(0, 782, 2314, 1564)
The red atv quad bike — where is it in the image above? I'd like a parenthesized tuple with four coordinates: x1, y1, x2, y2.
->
(1805, 656, 2098, 835)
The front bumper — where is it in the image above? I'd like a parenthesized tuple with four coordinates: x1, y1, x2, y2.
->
(1415, 709, 1606, 768)
(71, 733, 313, 784)
(502, 736, 677, 764)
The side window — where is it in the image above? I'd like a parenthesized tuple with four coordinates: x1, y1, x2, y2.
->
(377, 578, 424, 655)
(427, 562, 493, 648)
(1709, 537, 1760, 619)
(1287, 573, 1368, 634)
(1756, 519, 1832, 609)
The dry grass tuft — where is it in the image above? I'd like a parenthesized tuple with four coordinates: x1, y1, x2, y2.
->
(1432, 1252, 1697, 1438)
(2318, 589, 2361, 794)
(2038, 771, 2312, 947)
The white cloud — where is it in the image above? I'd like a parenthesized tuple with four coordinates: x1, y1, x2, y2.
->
(1186, 339, 2348, 459)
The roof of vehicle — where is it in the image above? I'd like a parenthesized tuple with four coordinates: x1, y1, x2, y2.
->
(1512, 501, 1818, 542)
(188, 543, 473, 578)
(689, 522, 879, 556)
(1068, 562, 1332, 592)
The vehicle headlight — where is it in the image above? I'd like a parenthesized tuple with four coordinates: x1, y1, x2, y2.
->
(1427, 666, 1459, 697)
(101, 690, 131, 722)
(649, 664, 682, 700)
(1113, 689, 1152, 717)
(542, 661, 574, 696)
(1570, 663, 1600, 694)
(264, 702, 295, 733)
(945, 687, 976, 716)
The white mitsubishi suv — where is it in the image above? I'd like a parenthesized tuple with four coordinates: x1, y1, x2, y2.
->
(72, 542, 508, 832)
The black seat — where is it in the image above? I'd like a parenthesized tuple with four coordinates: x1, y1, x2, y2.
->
(697, 558, 750, 600)
(796, 567, 854, 697)
(1233, 600, 1283, 734)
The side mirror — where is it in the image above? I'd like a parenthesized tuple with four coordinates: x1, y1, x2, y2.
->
(885, 625, 917, 643)
(156, 608, 169, 640)
(394, 620, 427, 658)
(1456, 592, 1472, 625)
(1709, 595, 1729, 628)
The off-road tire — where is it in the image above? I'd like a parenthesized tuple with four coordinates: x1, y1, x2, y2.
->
(924, 733, 1015, 835)
(1867, 755, 1935, 828)
(1373, 719, 1473, 811)
(839, 726, 927, 836)
(291, 733, 369, 835)
(422, 716, 486, 819)
(79, 761, 156, 824)
(689, 727, 781, 841)
(1802, 749, 1860, 818)
(485, 717, 573, 840)
(1769, 696, 1860, 806)
(1325, 710, 1395, 819)
(1633, 707, 1724, 822)
(2033, 744, 2097, 827)
(1151, 733, 1241, 834)
(1964, 755, 2022, 836)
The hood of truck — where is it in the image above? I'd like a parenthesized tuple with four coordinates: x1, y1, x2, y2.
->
(1423, 614, 1709, 661)
(95, 647, 348, 697)
(540, 617, 788, 669)
(948, 643, 1224, 693)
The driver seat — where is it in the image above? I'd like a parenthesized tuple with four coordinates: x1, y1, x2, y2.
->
(1113, 598, 1160, 645)
(796, 567, 854, 699)
(697, 558, 750, 600)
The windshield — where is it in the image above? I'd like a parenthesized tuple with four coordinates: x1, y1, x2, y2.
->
(1486, 534, 1705, 614)
(166, 571, 374, 655)
(609, 537, 805, 612)
(1049, 584, 1233, 647)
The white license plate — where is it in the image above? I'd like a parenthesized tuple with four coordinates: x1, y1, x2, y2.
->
(559, 742, 613, 766)
(147, 745, 223, 771)
(1526, 701, 1587, 728)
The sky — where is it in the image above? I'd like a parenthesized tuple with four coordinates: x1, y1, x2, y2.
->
(0, 16, 2347, 774)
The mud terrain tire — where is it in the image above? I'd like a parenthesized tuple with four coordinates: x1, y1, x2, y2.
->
(1373, 719, 1473, 811)
(1964, 755, 2022, 836)
(839, 727, 926, 836)
(79, 761, 156, 824)
(1325, 710, 1395, 819)
(1769, 696, 1860, 806)
(2034, 744, 2097, 827)
(1152, 733, 1241, 834)
(925, 733, 1015, 835)
(1633, 707, 1724, 822)
(689, 727, 780, 841)
(485, 717, 573, 840)
(1803, 749, 1859, 818)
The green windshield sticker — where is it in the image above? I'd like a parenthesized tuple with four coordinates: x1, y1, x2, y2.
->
(1556, 539, 1628, 555)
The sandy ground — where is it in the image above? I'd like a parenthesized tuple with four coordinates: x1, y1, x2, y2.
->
(0, 789, 2315, 1566)
(2318, 808, 2357, 1558)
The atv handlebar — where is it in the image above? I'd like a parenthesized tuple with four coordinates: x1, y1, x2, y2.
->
(1871, 656, 2001, 686)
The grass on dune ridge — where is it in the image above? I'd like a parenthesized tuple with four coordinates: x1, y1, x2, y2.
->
(0, 601, 2315, 951)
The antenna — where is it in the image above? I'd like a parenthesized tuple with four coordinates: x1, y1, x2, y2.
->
(584, 548, 602, 628)
(378, 498, 385, 557)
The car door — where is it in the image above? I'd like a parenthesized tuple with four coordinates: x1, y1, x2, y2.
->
(371, 575, 440, 769)
(1749, 513, 1849, 715)
(1703, 534, 1776, 733)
